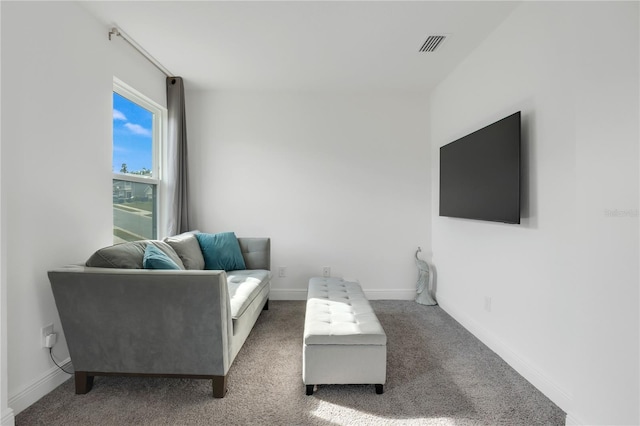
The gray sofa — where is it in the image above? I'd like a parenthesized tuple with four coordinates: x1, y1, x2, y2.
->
(48, 233, 271, 398)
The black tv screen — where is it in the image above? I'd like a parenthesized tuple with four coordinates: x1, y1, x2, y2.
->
(439, 111, 521, 224)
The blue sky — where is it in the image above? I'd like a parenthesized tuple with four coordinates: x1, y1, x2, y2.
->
(113, 92, 153, 174)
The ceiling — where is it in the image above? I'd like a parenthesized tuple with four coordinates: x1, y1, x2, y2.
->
(82, 1, 520, 92)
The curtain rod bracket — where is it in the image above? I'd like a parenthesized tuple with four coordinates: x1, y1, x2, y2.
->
(108, 27, 120, 41)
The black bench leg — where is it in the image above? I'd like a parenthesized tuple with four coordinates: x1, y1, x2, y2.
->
(306, 385, 314, 395)
(375, 384, 384, 394)
(263, 299, 269, 310)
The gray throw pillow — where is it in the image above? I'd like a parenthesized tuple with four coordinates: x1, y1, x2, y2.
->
(164, 231, 205, 270)
(86, 240, 185, 269)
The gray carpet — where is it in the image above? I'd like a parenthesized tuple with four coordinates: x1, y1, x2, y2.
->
(17, 301, 565, 425)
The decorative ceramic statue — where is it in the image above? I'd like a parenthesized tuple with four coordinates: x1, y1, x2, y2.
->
(415, 247, 437, 306)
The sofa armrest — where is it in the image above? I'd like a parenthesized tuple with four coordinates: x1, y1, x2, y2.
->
(48, 266, 233, 377)
(237, 238, 270, 270)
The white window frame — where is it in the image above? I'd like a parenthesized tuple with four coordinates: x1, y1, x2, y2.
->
(112, 77, 168, 240)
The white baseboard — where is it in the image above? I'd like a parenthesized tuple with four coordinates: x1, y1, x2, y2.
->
(8, 358, 72, 415)
(1, 409, 15, 426)
(565, 412, 585, 425)
(270, 289, 307, 300)
(270, 288, 416, 301)
(437, 295, 572, 419)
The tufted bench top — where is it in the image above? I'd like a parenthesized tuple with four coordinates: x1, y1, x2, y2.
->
(304, 277, 386, 346)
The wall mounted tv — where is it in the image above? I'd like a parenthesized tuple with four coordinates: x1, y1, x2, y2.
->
(439, 111, 521, 224)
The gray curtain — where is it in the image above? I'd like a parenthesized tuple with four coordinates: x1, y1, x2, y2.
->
(166, 77, 190, 236)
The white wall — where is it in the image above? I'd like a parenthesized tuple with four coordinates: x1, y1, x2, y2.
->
(0, 2, 9, 423)
(430, 2, 638, 425)
(187, 91, 430, 299)
(0, 1, 166, 416)
(571, 2, 639, 423)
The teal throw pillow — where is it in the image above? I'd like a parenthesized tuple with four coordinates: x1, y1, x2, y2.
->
(143, 244, 182, 270)
(195, 232, 246, 271)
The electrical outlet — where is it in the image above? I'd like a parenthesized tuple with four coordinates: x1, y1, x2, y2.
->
(322, 266, 331, 278)
(41, 324, 54, 348)
(278, 266, 287, 277)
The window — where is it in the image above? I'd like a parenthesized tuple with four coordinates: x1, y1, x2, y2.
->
(112, 78, 166, 243)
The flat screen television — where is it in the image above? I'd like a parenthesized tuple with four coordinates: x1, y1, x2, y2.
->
(439, 111, 521, 224)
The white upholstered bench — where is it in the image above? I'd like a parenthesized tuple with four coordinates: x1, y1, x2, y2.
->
(303, 277, 387, 395)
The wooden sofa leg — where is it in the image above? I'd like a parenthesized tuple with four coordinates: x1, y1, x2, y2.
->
(263, 299, 269, 311)
(212, 375, 227, 398)
(75, 371, 94, 394)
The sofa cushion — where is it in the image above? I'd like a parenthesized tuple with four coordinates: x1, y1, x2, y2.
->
(237, 238, 270, 270)
(164, 231, 205, 270)
(227, 270, 271, 319)
(143, 244, 183, 270)
(196, 232, 247, 271)
(86, 240, 185, 269)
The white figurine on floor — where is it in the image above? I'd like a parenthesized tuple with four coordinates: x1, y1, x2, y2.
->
(415, 247, 437, 306)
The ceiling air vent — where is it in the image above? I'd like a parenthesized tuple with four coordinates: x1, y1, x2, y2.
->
(419, 35, 448, 52)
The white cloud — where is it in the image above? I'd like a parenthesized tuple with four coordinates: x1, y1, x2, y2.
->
(124, 123, 152, 137)
(113, 109, 127, 121)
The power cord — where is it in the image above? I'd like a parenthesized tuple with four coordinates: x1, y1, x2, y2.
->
(49, 348, 73, 375)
